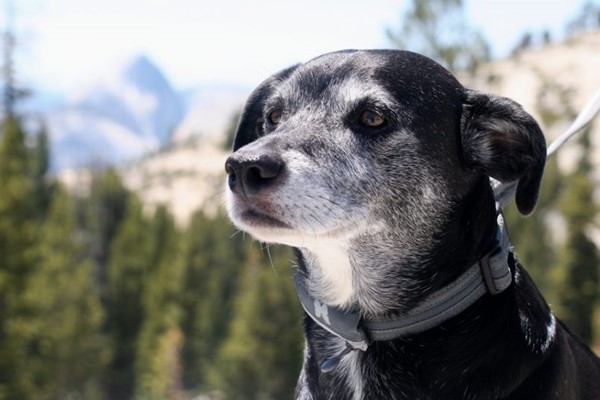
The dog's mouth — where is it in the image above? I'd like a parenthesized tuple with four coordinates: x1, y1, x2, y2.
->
(227, 189, 294, 235)
(227, 189, 371, 246)
(240, 207, 291, 229)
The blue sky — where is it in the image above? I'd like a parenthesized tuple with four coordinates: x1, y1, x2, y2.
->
(3, 0, 598, 92)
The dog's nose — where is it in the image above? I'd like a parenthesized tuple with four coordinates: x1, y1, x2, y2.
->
(225, 153, 283, 196)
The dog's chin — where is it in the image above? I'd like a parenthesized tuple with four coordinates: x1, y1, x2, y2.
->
(228, 209, 301, 245)
(240, 208, 290, 229)
(228, 207, 355, 248)
(232, 216, 365, 249)
(232, 218, 302, 246)
(227, 199, 294, 244)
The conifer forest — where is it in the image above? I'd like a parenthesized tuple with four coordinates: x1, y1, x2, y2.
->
(0, 114, 304, 400)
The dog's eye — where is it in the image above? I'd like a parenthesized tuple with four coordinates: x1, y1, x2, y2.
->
(359, 109, 385, 128)
(268, 109, 282, 125)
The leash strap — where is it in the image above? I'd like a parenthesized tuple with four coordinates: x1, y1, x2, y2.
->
(294, 214, 511, 371)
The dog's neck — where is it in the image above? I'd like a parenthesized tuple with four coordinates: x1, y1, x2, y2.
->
(427, 177, 500, 288)
(301, 240, 355, 307)
(297, 178, 499, 314)
(294, 221, 511, 353)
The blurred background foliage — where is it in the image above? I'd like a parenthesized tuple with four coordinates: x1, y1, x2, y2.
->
(1, 0, 600, 399)
(0, 125, 304, 399)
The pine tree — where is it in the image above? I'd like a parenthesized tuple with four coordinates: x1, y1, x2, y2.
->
(387, 0, 490, 74)
(30, 124, 53, 221)
(7, 186, 109, 399)
(84, 168, 130, 288)
(179, 211, 246, 393)
(504, 156, 563, 303)
(0, 115, 35, 277)
(134, 205, 185, 400)
(210, 244, 303, 400)
(0, 115, 36, 399)
(556, 128, 599, 344)
(567, 1, 600, 34)
(105, 195, 152, 400)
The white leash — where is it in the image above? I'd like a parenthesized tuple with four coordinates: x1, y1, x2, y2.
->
(493, 86, 600, 210)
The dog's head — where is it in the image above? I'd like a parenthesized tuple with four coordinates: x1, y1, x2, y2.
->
(225, 50, 545, 310)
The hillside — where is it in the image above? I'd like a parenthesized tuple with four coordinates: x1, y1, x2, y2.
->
(122, 136, 229, 224)
(116, 31, 600, 226)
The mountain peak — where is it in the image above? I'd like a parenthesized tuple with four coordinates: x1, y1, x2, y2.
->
(46, 52, 185, 170)
(120, 54, 169, 89)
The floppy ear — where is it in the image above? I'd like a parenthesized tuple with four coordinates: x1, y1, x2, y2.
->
(461, 90, 546, 215)
(232, 65, 298, 151)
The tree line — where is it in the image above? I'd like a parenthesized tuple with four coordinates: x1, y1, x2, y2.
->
(0, 115, 303, 400)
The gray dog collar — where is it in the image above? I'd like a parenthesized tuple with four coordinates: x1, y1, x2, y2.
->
(294, 214, 512, 372)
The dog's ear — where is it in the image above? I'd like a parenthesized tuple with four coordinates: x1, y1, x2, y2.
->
(232, 65, 298, 151)
(461, 90, 546, 215)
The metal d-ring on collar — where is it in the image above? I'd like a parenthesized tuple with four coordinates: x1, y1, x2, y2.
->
(293, 214, 512, 373)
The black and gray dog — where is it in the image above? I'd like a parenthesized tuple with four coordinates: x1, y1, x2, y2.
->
(225, 50, 600, 399)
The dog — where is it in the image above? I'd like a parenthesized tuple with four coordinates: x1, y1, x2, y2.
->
(224, 50, 600, 399)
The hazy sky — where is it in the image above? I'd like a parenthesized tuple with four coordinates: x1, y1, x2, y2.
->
(4, 0, 598, 92)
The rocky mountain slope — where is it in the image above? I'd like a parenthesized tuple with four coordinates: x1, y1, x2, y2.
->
(122, 136, 228, 224)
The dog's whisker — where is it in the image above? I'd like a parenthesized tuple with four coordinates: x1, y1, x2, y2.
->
(263, 243, 279, 277)
(298, 204, 330, 232)
(229, 229, 244, 239)
(315, 194, 344, 208)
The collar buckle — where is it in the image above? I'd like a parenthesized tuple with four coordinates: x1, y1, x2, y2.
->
(479, 246, 503, 295)
(479, 215, 512, 295)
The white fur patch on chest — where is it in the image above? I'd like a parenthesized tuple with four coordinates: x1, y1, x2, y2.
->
(341, 349, 365, 400)
(519, 309, 556, 353)
(303, 241, 355, 307)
